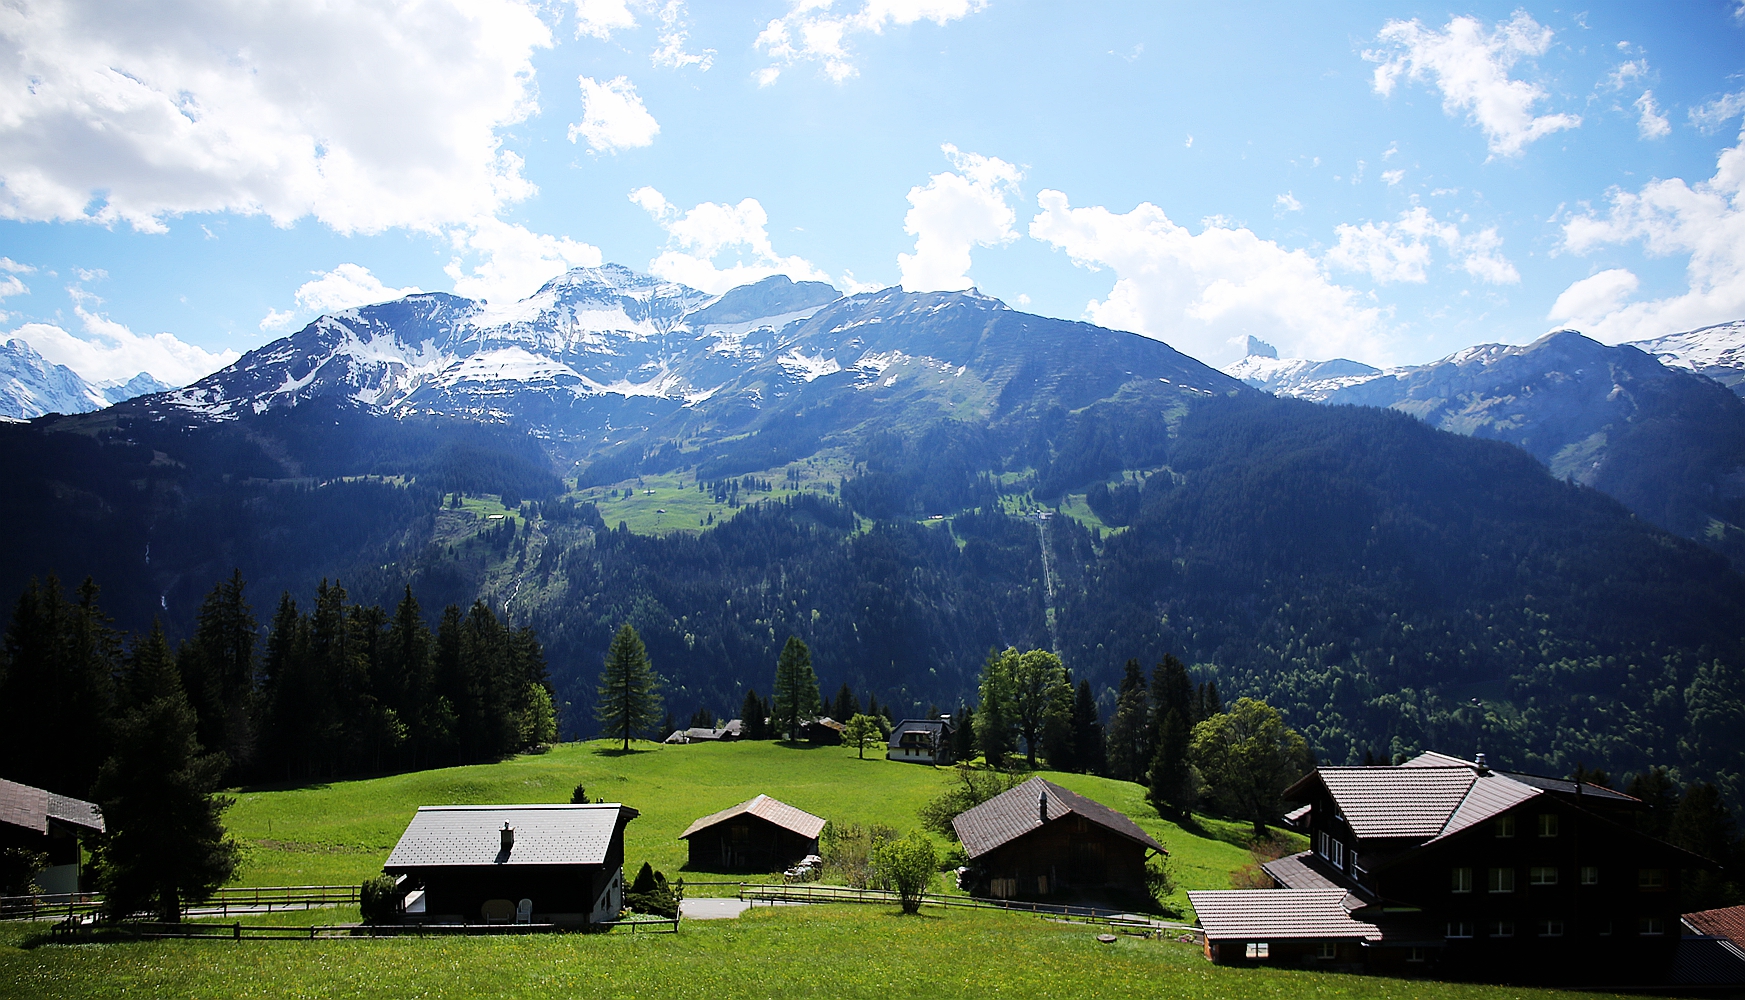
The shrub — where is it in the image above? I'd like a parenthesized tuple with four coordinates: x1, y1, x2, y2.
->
(917, 765, 1016, 837)
(624, 861, 678, 918)
(819, 821, 896, 888)
(871, 831, 937, 914)
(360, 875, 400, 924)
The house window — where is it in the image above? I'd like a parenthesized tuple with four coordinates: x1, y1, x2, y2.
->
(1580, 866, 1598, 886)
(1638, 868, 1666, 891)
(1446, 921, 1474, 939)
(1536, 918, 1564, 937)
(1638, 916, 1664, 936)
(1315, 941, 1337, 960)
(1495, 815, 1516, 838)
(1489, 919, 1515, 938)
(1537, 813, 1559, 837)
(1529, 866, 1558, 886)
(1488, 867, 1516, 893)
(1317, 831, 1345, 869)
(1245, 942, 1270, 960)
(1407, 947, 1427, 963)
(1451, 867, 1473, 893)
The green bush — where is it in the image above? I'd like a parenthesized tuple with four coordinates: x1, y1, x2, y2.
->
(624, 861, 678, 918)
(360, 875, 400, 924)
(871, 831, 937, 914)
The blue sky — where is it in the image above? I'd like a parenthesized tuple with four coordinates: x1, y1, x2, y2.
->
(2, 0, 1744, 386)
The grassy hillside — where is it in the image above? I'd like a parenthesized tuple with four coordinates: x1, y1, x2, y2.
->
(225, 740, 1263, 915)
(0, 905, 1636, 1000)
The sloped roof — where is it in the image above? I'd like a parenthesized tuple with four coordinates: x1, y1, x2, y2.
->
(384, 804, 636, 869)
(1430, 770, 1543, 841)
(1190, 889, 1383, 942)
(0, 778, 104, 835)
(888, 719, 948, 749)
(1497, 770, 1637, 803)
(1289, 753, 1557, 842)
(1687, 906, 1745, 950)
(679, 794, 826, 840)
(951, 777, 1164, 859)
(1261, 851, 1348, 893)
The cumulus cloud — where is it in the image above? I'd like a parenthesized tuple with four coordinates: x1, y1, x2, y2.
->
(1554, 129, 1745, 341)
(1605, 59, 1648, 91)
(1381, 169, 1405, 186)
(1366, 11, 1580, 158)
(1690, 91, 1745, 133)
(573, 0, 637, 39)
(571, 1, 711, 68)
(1275, 192, 1303, 213)
(755, 0, 987, 84)
(1029, 190, 1388, 365)
(445, 217, 604, 303)
(898, 145, 1022, 292)
(1635, 91, 1671, 140)
(0, 0, 550, 234)
(631, 186, 831, 294)
(649, 1, 714, 70)
(1327, 206, 1520, 285)
(569, 76, 661, 153)
(260, 264, 423, 332)
(10, 293, 239, 387)
(0, 259, 31, 315)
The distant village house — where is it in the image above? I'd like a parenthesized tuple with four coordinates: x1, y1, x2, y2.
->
(680, 794, 826, 872)
(953, 777, 1163, 902)
(886, 717, 953, 765)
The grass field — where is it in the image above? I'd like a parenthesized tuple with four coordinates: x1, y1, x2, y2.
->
(223, 740, 1264, 915)
(0, 903, 1638, 1000)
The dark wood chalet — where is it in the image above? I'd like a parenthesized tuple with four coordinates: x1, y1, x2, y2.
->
(952, 777, 1164, 902)
(0, 777, 104, 895)
(1190, 751, 1715, 986)
(679, 794, 826, 872)
(383, 803, 637, 927)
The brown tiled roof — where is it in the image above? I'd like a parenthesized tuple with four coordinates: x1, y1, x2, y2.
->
(1190, 889, 1383, 941)
(679, 794, 827, 840)
(0, 778, 104, 835)
(1261, 851, 1346, 892)
(384, 804, 636, 869)
(1290, 757, 1551, 842)
(951, 777, 1164, 859)
(1687, 906, 1745, 949)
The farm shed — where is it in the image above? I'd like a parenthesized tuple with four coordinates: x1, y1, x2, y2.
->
(680, 794, 826, 872)
(952, 777, 1162, 902)
(0, 777, 104, 894)
(383, 803, 637, 927)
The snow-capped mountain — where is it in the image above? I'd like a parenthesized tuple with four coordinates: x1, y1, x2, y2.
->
(1221, 336, 1381, 400)
(1628, 320, 1745, 395)
(0, 338, 173, 420)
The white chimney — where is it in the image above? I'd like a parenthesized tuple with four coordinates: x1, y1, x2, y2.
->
(500, 822, 515, 852)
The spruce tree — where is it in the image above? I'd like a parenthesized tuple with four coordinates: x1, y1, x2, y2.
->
(596, 623, 662, 750)
(952, 702, 978, 761)
(1147, 709, 1193, 817)
(179, 570, 257, 774)
(0, 575, 118, 795)
(1070, 680, 1104, 775)
(94, 621, 239, 922)
(772, 636, 821, 741)
(1103, 659, 1151, 782)
(831, 682, 859, 722)
(740, 689, 766, 739)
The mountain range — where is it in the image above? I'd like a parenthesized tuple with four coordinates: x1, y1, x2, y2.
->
(0, 337, 172, 420)
(4, 265, 1744, 800)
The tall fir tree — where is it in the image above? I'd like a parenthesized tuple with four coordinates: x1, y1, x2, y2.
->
(830, 682, 859, 723)
(952, 701, 978, 761)
(596, 623, 662, 750)
(1069, 680, 1104, 775)
(1147, 654, 1197, 815)
(93, 621, 239, 922)
(772, 636, 821, 740)
(740, 688, 767, 739)
(178, 570, 258, 775)
(1103, 659, 1151, 782)
(0, 576, 119, 796)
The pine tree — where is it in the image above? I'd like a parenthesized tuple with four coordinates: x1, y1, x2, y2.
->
(1148, 709, 1193, 817)
(1104, 660, 1151, 782)
(772, 635, 821, 741)
(385, 587, 435, 766)
(1039, 665, 1077, 770)
(1070, 680, 1104, 775)
(831, 682, 859, 722)
(178, 570, 258, 774)
(596, 623, 662, 751)
(93, 621, 240, 922)
(952, 701, 977, 760)
(740, 688, 766, 739)
(0, 575, 119, 795)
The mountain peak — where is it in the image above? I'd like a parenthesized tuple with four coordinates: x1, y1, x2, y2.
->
(1243, 335, 1279, 359)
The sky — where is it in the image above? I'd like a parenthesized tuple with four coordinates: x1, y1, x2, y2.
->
(2, 0, 1744, 387)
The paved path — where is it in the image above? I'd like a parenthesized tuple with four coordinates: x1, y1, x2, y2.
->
(679, 898, 804, 920)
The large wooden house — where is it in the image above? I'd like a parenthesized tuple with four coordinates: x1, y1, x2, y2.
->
(679, 794, 826, 872)
(1189, 752, 1714, 985)
(952, 777, 1164, 902)
(383, 803, 638, 927)
(886, 718, 953, 765)
(0, 777, 104, 895)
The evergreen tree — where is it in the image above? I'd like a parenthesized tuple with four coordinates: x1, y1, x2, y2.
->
(178, 570, 258, 775)
(1069, 680, 1104, 775)
(1103, 660, 1151, 782)
(1627, 767, 1680, 839)
(1146, 654, 1197, 815)
(1151, 654, 1196, 731)
(830, 682, 859, 722)
(772, 635, 821, 741)
(1670, 782, 1743, 910)
(596, 623, 662, 750)
(259, 592, 314, 779)
(93, 621, 239, 922)
(975, 648, 1016, 767)
(952, 701, 977, 761)
(0, 575, 118, 795)
(1197, 680, 1223, 720)
(384, 587, 436, 766)
(740, 688, 766, 739)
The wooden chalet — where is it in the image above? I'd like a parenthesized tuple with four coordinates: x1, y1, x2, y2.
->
(679, 794, 825, 872)
(952, 777, 1164, 902)
(0, 777, 104, 895)
(886, 718, 953, 765)
(1190, 751, 1716, 985)
(382, 803, 637, 927)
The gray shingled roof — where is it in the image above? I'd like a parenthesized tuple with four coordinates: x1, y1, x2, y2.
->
(1290, 755, 1557, 842)
(1261, 850, 1346, 892)
(383, 804, 636, 869)
(1498, 770, 1638, 803)
(679, 794, 826, 840)
(0, 778, 104, 835)
(888, 719, 947, 750)
(1190, 889, 1383, 941)
(951, 777, 1164, 859)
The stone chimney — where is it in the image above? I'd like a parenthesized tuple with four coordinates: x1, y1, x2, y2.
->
(500, 822, 515, 852)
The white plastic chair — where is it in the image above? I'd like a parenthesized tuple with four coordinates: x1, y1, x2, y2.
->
(515, 899, 532, 924)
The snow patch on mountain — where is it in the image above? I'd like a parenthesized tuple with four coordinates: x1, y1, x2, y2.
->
(0, 338, 173, 419)
(1628, 320, 1745, 394)
(1221, 337, 1383, 400)
(778, 347, 842, 382)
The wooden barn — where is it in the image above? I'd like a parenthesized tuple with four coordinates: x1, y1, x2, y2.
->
(679, 794, 825, 872)
(0, 777, 104, 895)
(382, 803, 637, 927)
(952, 777, 1163, 902)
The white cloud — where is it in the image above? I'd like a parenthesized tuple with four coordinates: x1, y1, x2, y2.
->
(1556, 129, 1745, 341)
(573, 0, 637, 39)
(1327, 206, 1519, 286)
(1547, 269, 1640, 329)
(0, 258, 35, 274)
(0, 0, 550, 234)
(897, 145, 1022, 292)
(649, 1, 714, 70)
(1635, 91, 1671, 140)
(1605, 59, 1647, 91)
(569, 76, 661, 153)
(631, 186, 831, 295)
(1028, 190, 1388, 365)
(1381, 169, 1405, 186)
(10, 306, 238, 387)
(755, 0, 987, 84)
(0, 259, 30, 307)
(260, 264, 423, 331)
(1690, 91, 1745, 133)
(1275, 192, 1302, 213)
(444, 217, 603, 303)
(1366, 11, 1580, 158)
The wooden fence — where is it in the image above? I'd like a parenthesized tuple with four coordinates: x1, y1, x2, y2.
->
(3, 885, 360, 922)
(738, 882, 1201, 939)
